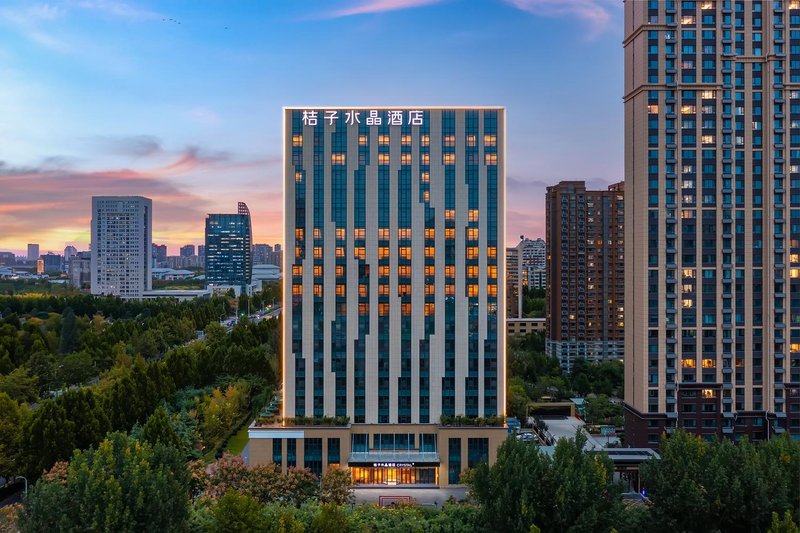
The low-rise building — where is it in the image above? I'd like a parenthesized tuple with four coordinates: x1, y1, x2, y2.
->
(507, 317, 546, 338)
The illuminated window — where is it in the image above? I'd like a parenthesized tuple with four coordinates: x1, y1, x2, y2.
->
(445, 228, 455, 239)
(359, 134, 368, 146)
(295, 228, 304, 240)
(445, 284, 455, 296)
(467, 265, 478, 278)
(424, 265, 435, 276)
(701, 90, 715, 99)
(647, 105, 659, 114)
(791, 268, 800, 278)
(335, 227, 345, 240)
(354, 247, 366, 260)
(421, 171, 430, 184)
(292, 265, 303, 277)
(378, 247, 389, 259)
(682, 299, 694, 308)
(314, 284, 323, 297)
(314, 228, 321, 239)
(421, 134, 430, 146)
(379, 284, 389, 296)
(467, 134, 476, 147)
(701, 389, 716, 399)
(681, 105, 696, 114)
(467, 284, 479, 297)
(424, 303, 435, 316)
(423, 190, 430, 202)
(444, 134, 455, 147)
(295, 248, 302, 259)
(399, 247, 412, 259)
(401, 134, 412, 146)
(468, 209, 479, 222)
(682, 268, 695, 278)
(421, 153, 430, 165)
(701, 135, 715, 144)
(314, 247, 323, 259)
(378, 153, 390, 165)
(313, 265, 323, 277)
(425, 246, 435, 258)
(378, 134, 390, 145)
(401, 153, 412, 165)
(467, 228, 479, 241)
(335, 265, 344, 278)
(295, 171, 303, 183)
(359, 284, 368, 298)
(354, 228, 366, 240)
(445, 266, 455, 278)
(335, 247, 345, 258)
(359, 303, 369, 316)
(398, 228, 412, 240)
(292, 284, 302, 296)
(702, 358, 716, 369)
(488, 284, 497, 297)
(425, 228, 435, 239)
(488, 266, 497, 278)
(445, 209, 456, 221)
(425, 284, 435, 295)
(378, 228, 390, 240)
(682, 359, 697, 369)
(681, 15, 695, 24)
(379, 265, 390, 278)
(700, 1, 713, 9)
(401, 303, 411, 316)
(484, 134, 497, 147)
(331, 153, 346, 165)
(443, 153, 456, 165)
(466, 247, 479, 260)
(292, 134, 303, 147)
(485, 153, 498, 166)
(791, 254, 799, 263)
(336, 284, 345, 297)
(487, 246, 497, 259)
(791, 343, 800, 353)
(398, 265, 411, 277)
(379, 303, 389, 316)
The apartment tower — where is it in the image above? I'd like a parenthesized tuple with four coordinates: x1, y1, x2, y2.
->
(90, 196, 152, 299)
(545, 181, 625, 371)
(624, 0, 800, 446)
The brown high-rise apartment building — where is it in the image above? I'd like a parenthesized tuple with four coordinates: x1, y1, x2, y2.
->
(624, 0, 800, 446)
(545, 181, 624, 372)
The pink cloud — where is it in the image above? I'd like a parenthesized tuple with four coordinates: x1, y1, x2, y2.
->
(325, 0, 447, 18)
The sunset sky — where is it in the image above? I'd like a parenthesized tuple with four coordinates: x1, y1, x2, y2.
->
(0, 0, 623, 256)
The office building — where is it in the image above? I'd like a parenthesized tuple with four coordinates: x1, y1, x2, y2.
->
(69, 251, 91, 289)
(90, 196, 152, 299)
(39, 253, 63, 274)
(152, 244, 167, 267)
(205, 202, 252, 291)
(180, 244, 196, 257)
(624, 0, 800, 445)
(249, 107, 507, 487)
(253, 243, 273, 265)
(545, 181, 624, 372)
(0, 252, 16, 266)
(27, 244, 39, 262)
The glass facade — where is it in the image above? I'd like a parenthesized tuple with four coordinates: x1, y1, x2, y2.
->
(284, 108, 505, 425)
(205, 202, 252, 291)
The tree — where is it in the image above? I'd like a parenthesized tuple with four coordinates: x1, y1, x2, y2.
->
(22, 399, 76, 476)
(25, 351, 56, 395)
(58, 351, 95, 386)
(60, 388, 110, 451)
(0, 367, 38, 403)
(320, 468, 354, 505)
(142, 405, 182, 450)
(311, 503, 350, 532)
(18, 432, 190, 533)
(769, 511, 800, 533)
(507, 377, 530, 421)
(58, 307, 79, 355)
(0, 392, 27, 479)
(209, 491, 267, 533)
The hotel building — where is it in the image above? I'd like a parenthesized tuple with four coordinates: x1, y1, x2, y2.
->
(248, 107, 507, 487)
(90, 196, 152, 299)
(624, 0, 800, 446)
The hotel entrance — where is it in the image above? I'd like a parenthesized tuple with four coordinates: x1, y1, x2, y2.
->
(351, 463, 439, 486)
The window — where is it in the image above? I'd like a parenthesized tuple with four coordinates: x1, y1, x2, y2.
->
(358, 134, 368, 146)
(401, 134, 412, 146)
(468, 209, 479, 222)
(358, 303, 369, 316)
(445, 284, 455, 296)
(445, 209, 456, 221)
(399, 247, 411, 259)
(425, 303, 435, 316)
(485, 153, 498, 165)
(379, 265, 390, 278)
(292, 265, 302, 277)
(378, 134, 390, 145)
(421, 171, 430, 184)
(467, 265, 479, 278)
(425, 228, 435, 239)
(467, 228, 479, 240)
(424, 265, 435, 276)
(467, 284, 479, 297)
(488, 265, 497, 278)
(398, 228, 412, 239)
(336, 284, 345, 297)
(443, 153, 456, 165)
(292, 134, 302, 147)
(401, 153, 412, 165)
(335, 265, 344, 278)
(314, 284, 322, 297)
(425, 246, 435, 258)
(466, 247, 479, 260)
(314, 265, 323, 277)
(292, 284, 302, 296)
(353, 228, 366, 240)
(484, 134, 497, 147)
(444, 134, 455, 147)
(378, 228, 390, 240)
(314, 247, 323, 259)
(487, 246, 497, 259)
(378, 153, 390, 165)
(421, 134, 430, 146)
(331, 153, 346, 165)
(295, 171, 303, 183)
(421, 153, 430, 165)
(398, 265, 411, 277)
(467, 134, 476, 147)
(445, 266, 455, 278)
(445, 228, 455, 239)
(379, 247, 389, 259)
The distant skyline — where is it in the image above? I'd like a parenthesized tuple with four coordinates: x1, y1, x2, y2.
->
(0, 0, 623, 255)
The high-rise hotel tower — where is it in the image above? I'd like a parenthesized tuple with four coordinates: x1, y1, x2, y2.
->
(249, 107, 507, 487)
(625, 0, 800, 446)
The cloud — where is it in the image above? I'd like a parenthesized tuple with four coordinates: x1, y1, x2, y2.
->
(0, 3, 71, 52)
(504, 0, 617, 32)
(324, 0, 446, 18)
(71, 0, 162, 21)
(90, 135, 163, 158)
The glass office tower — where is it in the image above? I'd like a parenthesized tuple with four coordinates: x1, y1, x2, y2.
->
(205, 202, 252, 292)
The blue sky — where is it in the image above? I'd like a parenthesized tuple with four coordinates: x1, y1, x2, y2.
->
(0, 0, 623, 255)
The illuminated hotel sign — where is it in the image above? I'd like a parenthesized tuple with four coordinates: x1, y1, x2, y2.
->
(372, 462, 415, 468)
(301, 109, 425, 127)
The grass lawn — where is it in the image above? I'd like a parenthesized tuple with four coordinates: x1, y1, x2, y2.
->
(226, 422, 250, 456)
